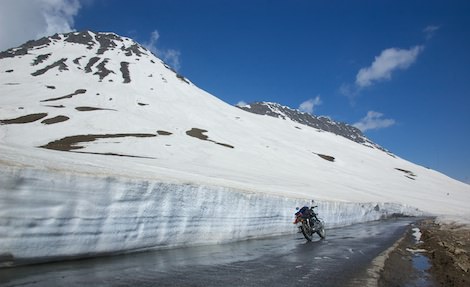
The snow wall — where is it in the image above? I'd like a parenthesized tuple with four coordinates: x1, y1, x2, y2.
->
(0, 166, 422, 267)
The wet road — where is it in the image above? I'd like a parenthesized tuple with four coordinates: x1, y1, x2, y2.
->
(0, 218, 415, 287)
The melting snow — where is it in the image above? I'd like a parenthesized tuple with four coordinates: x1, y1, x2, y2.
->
(412, 227, 423, 243)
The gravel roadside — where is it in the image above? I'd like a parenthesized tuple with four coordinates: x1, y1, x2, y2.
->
(379, 219, 470, 287)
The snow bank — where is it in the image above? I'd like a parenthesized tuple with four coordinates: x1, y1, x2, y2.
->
(0, 166, 422, 267)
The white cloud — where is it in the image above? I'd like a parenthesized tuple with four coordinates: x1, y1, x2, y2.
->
(353, 111, 396, 132)
(143, 30, 160, 55)
(162, 49, 181, 72)
(236, 101, 248, 107)
(298, 96, 322, 114)
(0, 0, 81, 51)
(143, 30, 181, 71)
(355, 46, 424, 88)
(339, 83, 359, 101)
(424, 25, 440, 40)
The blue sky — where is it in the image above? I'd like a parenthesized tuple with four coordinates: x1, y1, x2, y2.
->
(1, 0, 469, 184)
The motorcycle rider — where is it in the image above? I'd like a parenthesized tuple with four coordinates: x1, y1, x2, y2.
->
(295, 202, 319, 227)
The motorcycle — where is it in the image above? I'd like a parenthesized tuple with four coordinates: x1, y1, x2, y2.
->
(294, 202, 326, 241)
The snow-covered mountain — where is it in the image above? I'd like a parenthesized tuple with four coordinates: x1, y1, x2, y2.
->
(1, 31, 469, 266)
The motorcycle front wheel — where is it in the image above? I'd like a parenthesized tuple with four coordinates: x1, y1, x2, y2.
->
(300, 222, 314, 241)
(316, 226, 326, 239)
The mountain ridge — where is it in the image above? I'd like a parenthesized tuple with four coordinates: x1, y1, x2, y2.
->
(237, 101, 390, 153)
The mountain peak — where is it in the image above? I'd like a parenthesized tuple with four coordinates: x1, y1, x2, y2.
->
(0, 30, 150, 60)
(0, 30, 190, 87)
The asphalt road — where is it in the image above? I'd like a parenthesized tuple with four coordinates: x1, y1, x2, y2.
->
(0, 218, 415, 287)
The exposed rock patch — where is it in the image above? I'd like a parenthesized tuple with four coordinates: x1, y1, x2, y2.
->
(157, 130, 172, 136)
(216, 143, 235, 149)
(40, 133, 156, 151)
(72, 151, 155, 159)
(0, 48, 28, 59)
(176, 73, 190, 84)
(122, 43, 146, 57)
(64, 31, 95, 49)
(120, 61, 131, 83)
(0, 37, 51, 59)
(314, 153, 335, 162)
(41, 115, 69, 125)
(186, 128, 209, 140)
(41, 89, 86, 102)
(186, 128, 234, 149)
(44, 105, 65, 108)
(75, 106, 115, 111)
(31, 53, 51, 66)
(84, 57, 100, 73)
(396, 168, 417, 180)
(0, 113, 48, 125)
(94, 59, 114, 80)
(95, 33, 120, 54)
(73, 56, 85, 65)
(31, 58, 68, 76)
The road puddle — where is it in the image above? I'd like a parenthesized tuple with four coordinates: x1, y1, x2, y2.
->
(408, 226, 436, 287)
(410, 252, 434, 286)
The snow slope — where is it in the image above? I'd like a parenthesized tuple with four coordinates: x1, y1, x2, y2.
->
(0, 31, 469, 265)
